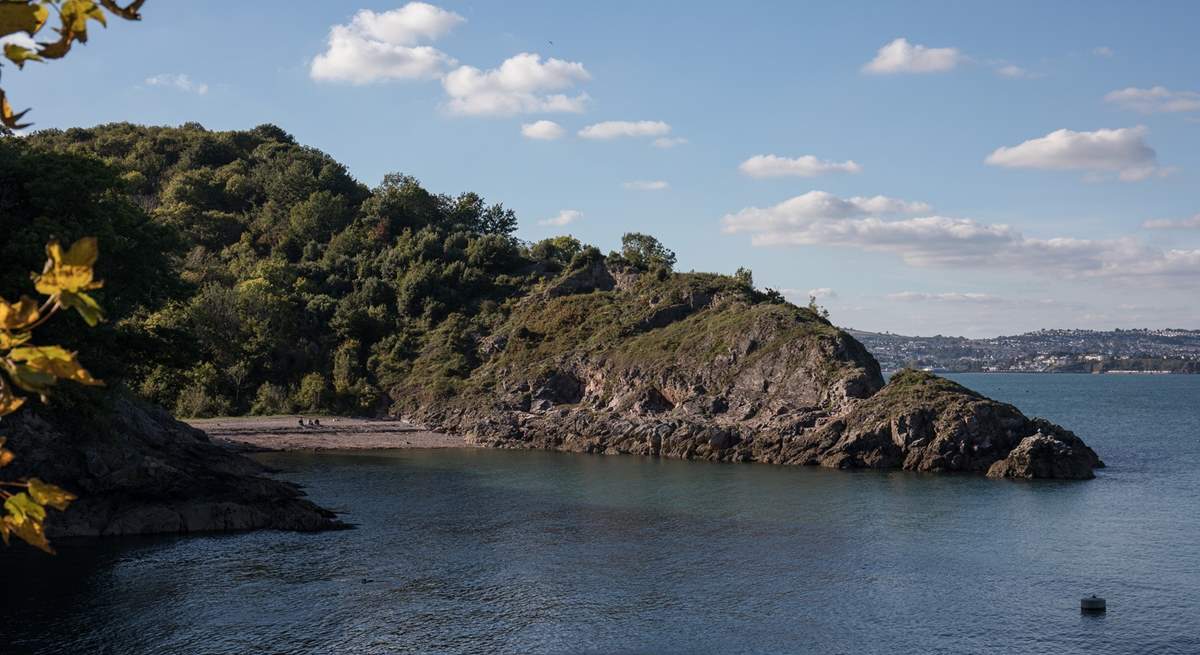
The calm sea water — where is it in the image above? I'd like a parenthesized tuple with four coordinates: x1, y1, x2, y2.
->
(3, 374, 1199, 655)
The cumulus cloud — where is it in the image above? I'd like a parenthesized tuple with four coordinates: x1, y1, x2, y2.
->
(578, 120, 672, 140)
(1105, 86, 1200, 114)
(652, 136, 688, 148)
(721, 190, 931, 234)
(739, 154, 862, 178)
(539, 209, 583, 226)
(310, 3, 463, 84)
(862, 37, 962, 74)
(808, 287, 837, 300)
(442, 53, 590, 116)
(1143, 214, 1200, 230)
(721, 190, 1200, 281)
(145, 73, 208, 95)
(985, 126, 1165, 181)
(888, 292, 1003, 304)
(623, 180, 669, 191)
(521, 120, 565, 140)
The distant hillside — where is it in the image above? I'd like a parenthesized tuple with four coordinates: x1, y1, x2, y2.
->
(850, 328, 1200, 373)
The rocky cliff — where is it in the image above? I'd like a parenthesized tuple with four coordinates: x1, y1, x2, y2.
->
(2, 395, 343, 537)
(397, 264, 1103, 480)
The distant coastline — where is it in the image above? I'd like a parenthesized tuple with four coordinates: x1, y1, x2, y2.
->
(855, 328, 1200, 374)
(885, 368, 1186, 375)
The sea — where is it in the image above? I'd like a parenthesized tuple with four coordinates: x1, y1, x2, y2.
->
(2, 373, 1198, 654)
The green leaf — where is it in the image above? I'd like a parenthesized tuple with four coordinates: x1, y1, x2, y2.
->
(3, 360, 56, 397)
(60, 290, 105, 326)
(3, 42, 43, 68)
(4, 492, 46, 524)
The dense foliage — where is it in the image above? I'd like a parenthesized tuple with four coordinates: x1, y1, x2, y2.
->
(4, 123, 725, 417)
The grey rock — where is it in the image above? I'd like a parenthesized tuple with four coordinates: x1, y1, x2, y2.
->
(2, 396, 344, 537)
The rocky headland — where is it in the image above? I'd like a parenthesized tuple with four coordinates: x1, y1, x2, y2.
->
(396, 261, 1103, 480)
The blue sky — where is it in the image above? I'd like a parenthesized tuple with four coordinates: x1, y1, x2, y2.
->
(4, 1, 1199, 337)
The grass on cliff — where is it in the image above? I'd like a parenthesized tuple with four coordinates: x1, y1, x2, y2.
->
(450, 266, 854, 404)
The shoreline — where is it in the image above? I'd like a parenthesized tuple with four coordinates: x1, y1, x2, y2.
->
(188, 415, 470, 451)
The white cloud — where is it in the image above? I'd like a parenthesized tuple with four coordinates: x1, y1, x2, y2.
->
(994, 63, 1042, 79)
(652, 136, 688, 148)
(888, 292, 1003, 304)
(985, 126, 1164, 182)
(1105, 86, 1200, 114)
(808, 287, 837, 300)
(521, 120, 565, 140)
(622, 180, 669, 191)
(739, 154, 862, 178)
(722, 191, 1200, 281)
(1092, 46, 1114, 58)
(442, 53, 590, 116)
(539, 209, 583, 226)
(578, 120, 671, 140)
(1143, 214, 1200, 230)
(721, 190, 930, 234)
(862, 38, 962, 74)
(145, 73, 208, 95)
(344, 3, 464, 44)
(310, 3, 463, 84)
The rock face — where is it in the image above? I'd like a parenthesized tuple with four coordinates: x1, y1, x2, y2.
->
(398, 265, 1103, 480)
(2, 396, 343, 537)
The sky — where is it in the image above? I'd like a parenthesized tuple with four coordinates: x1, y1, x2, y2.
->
(4, 0, 1199, 337)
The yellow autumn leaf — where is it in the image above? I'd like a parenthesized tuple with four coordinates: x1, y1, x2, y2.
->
(0, 382, 26, 416)
(0, 330, 32, 349)
(49, 236, 100, 269)
(34, 238, 103, 296)
(2, 513, 52, 553)
(0, 436, 14, 467)
(0, 1, 50, 38)
(9, 345, 103, 386)
(0, 295, 41, 330)
(1, 88, 32, 130)
(34, 265, 99, 294)
(59, 0, 99, 38)
(28, 478, 76, 511)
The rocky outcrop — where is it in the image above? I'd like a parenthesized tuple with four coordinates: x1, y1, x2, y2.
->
(398, 266, 1102, 480)
(2, 395, 343, 537)
(986, 424, 1102, 480)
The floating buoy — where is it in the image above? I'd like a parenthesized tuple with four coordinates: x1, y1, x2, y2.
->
(1080, 595, 1106, 613)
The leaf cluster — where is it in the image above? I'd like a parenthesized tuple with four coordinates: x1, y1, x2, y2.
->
(1, 1, 145, 132)
(1, 236, 103, 552)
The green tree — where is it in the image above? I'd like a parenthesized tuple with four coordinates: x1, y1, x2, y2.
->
(620, 232, 677, 271)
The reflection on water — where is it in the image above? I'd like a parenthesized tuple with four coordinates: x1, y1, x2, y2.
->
(3, 374, 1199, 654)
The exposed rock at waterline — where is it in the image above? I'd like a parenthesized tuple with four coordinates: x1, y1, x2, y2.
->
(2, 396, 343, 537)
